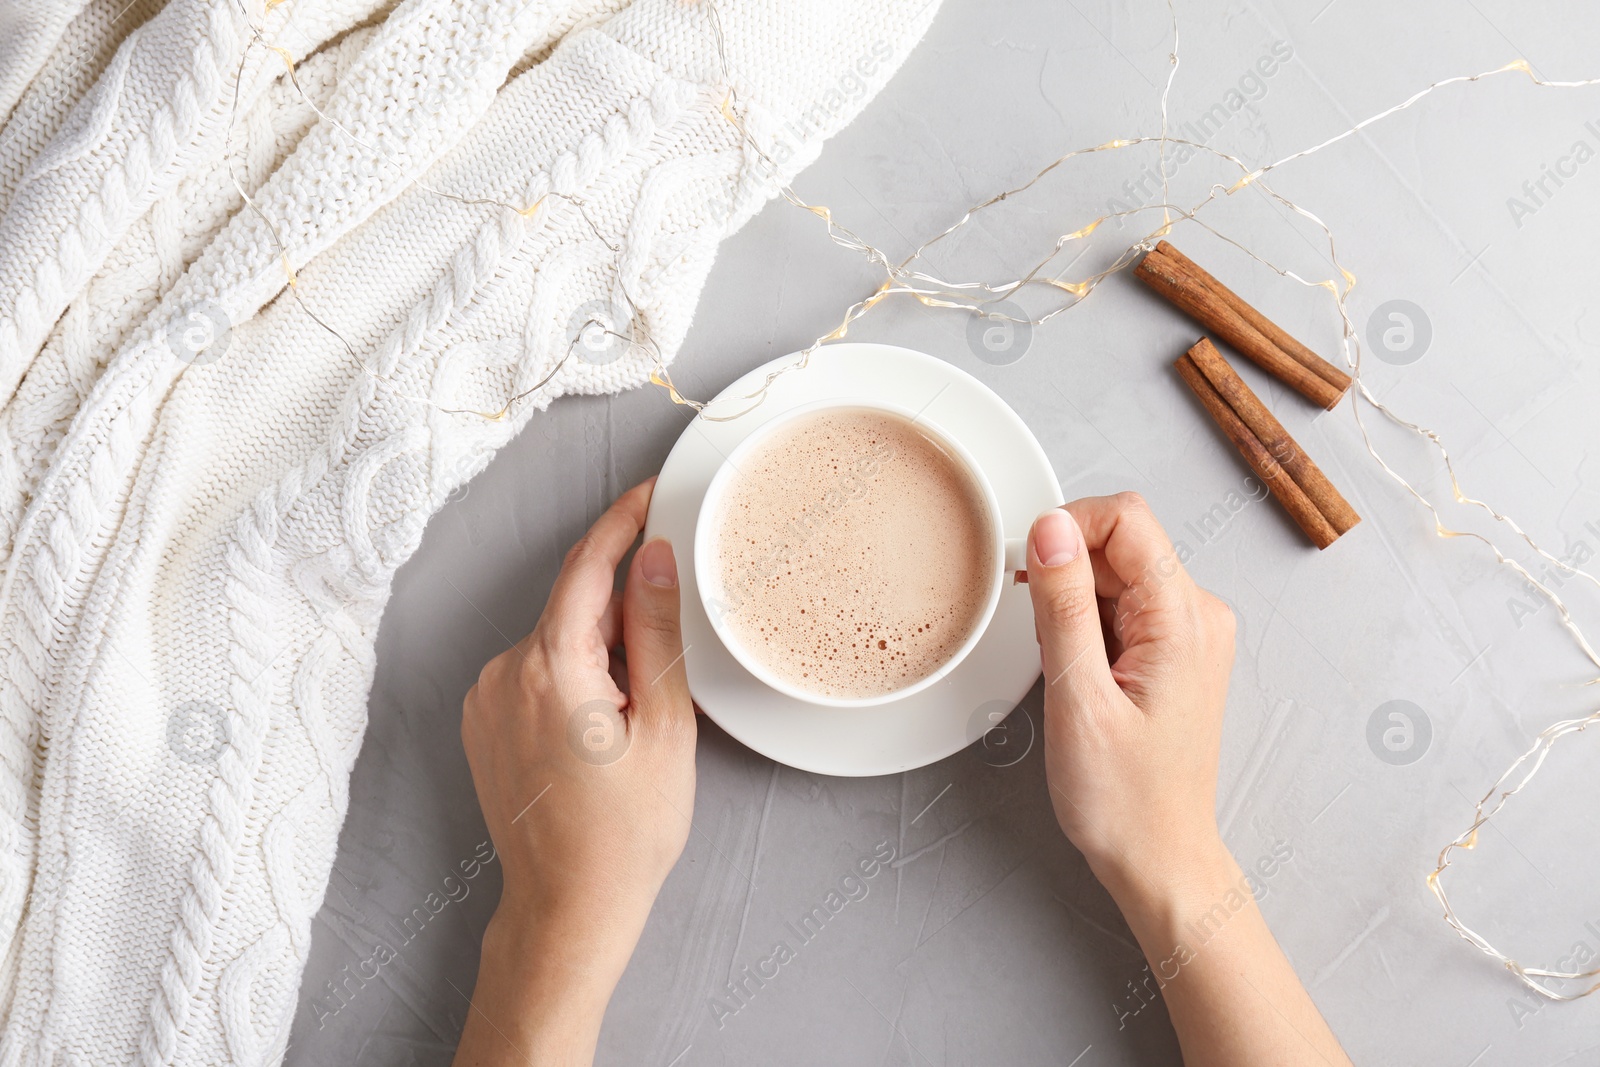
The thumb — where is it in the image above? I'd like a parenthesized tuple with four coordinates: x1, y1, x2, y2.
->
(1027, 508, 1117, 707)
(623, 537, 693, 735)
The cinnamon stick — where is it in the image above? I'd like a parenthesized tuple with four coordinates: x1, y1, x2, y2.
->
(1148, 242, 1352, 394)
(1137, 241, 1350, 410)
(1175, 350, 1339, 549)
(1170, 245, 1351, 393)
(1186, 338, 1360, 536)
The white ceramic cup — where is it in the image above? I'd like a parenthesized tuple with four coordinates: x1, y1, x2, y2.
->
(694, 397, 1028, 708)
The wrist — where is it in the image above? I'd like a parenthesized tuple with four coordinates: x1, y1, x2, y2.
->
(484, 897, 642, 996)
(464, 905, 637, 1066)
(1092, 832, 1238, 942)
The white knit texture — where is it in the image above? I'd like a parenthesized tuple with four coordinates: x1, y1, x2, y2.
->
(0, 0, 939, 1063)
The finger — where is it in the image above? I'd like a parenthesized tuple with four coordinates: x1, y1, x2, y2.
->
(622, 537, 694, 736)
(599, 589, 624, 649)
(545, 479, 656, 637)
(1097, 596, 1126, 663)
(1065, 493, 1195, 613)
(1086, 548, 1126, 601)
(1027, 508, 1118, 708)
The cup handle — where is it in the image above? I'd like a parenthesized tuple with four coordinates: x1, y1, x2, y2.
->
(1004, 536, 1028, 582)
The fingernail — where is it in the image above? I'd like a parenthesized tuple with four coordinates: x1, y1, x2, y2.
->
(640, 537, 677, 588)
(1032, 508, 1081, 567)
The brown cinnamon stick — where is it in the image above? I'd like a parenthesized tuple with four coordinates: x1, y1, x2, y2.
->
(1186, 338, 1361, 537)
(1175, 349, 1339, 549)
(1137, 241, 1351, 411)
(1149, 242, 1352, 394)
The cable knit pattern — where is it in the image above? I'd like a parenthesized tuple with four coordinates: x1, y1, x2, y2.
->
(0, 0, 940, 1063)
(0, 2, 91, 127)
(0, 0, 157, 219)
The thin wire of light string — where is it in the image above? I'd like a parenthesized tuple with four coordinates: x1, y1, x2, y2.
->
(208, 0, 1600, 996)
(1154, 0, 1179, 234)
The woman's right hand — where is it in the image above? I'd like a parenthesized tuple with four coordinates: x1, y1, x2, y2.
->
(1026, 491, 1351, 1067)
(1025, 491, 1236, 899)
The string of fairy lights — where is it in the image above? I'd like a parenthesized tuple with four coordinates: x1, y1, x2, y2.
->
(213, 0, 1600, 1000)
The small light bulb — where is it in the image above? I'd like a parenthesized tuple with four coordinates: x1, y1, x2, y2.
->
(1227, 169, 1262, 193)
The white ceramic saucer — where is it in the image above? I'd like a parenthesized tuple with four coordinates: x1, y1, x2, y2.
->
(644, 343, 1063, 777)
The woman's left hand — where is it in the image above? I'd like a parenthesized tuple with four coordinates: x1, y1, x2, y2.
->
(455, 478, 696, 1066)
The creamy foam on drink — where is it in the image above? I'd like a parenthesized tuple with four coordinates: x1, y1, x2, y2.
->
(710, 408, 994, 700)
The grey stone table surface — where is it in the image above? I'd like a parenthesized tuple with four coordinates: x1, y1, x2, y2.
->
(288, 1, 1600, 1064)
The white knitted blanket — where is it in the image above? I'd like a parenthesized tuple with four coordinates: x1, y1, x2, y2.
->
(0, 0, 937, 1062)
